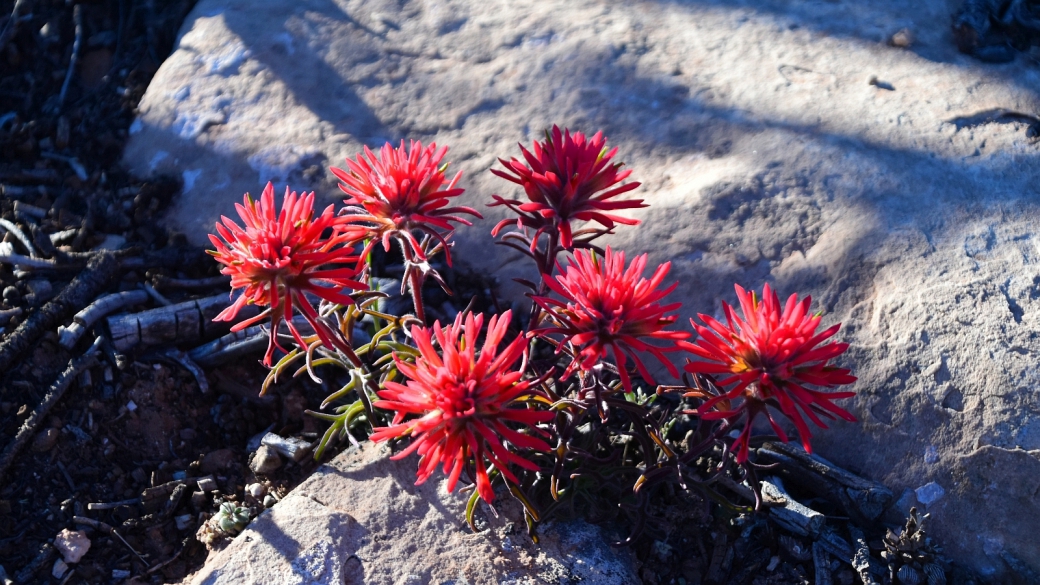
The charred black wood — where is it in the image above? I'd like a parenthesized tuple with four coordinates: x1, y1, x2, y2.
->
(0, 338, 100, 485)
(756, 441, 893, 523)
(0, 252, 118, 374)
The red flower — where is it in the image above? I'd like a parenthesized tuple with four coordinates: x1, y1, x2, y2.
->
(533, 248, 688, 393)
(331, 140, 482, 264)
(370, 310, 553, 504)
(209, 183, 365, 366)
(682, 284, 857, 463)
(490, 126, 645, 250)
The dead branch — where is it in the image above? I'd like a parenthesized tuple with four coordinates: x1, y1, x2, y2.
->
(0, 252, 118, 373)
(106, 293, 256, 351)
(158, 348, 209, 393)
(757, 441, 893, 521)
(58, 290, 149, 349)
(152, 274, 230, 290)
(0, 0, 31, 53)
(187, 324, 265, 367)
(0, 338, 101, 484)
(0, 253, 61, 269)
(56, 4, 82, 110)
(761, 478, 825, 537)
(850, 525, 881, 585)
(72, 516, 148, 565)
(0, 218, 37, 258)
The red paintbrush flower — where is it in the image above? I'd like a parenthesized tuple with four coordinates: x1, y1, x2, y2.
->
(370, 310, 553, 505)
(490, 126, 645, 250)
(209, 183, 366, 366)
(682, 284, 857, 463)
(331, 140, 482, 265)
(533, 247, 688, 393)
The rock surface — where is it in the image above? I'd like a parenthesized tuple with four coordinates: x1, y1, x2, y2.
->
(125, 0, 1040, 577)
(184, 442, 638, 584)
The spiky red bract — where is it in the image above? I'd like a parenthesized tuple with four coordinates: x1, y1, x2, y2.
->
(331, 140, 482, 265)
(208, 183, 365, 366)
(490, 126, 645, 250)
(370, 310, 553, 505)
(533, 247, 688, 393)
(682, 284, 857, 463)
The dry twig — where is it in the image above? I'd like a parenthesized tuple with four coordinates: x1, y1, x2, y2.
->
(0, 338, 101, 484)
(57, 4, 83, 110)
(58, 290, 149, 349)
(0, 252, 118, 373)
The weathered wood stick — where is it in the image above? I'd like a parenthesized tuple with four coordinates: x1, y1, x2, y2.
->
(106, 293, 257, 351)
(762, 478, 825, 537)
(0, 0, 32, 54)
(0, 218, 37, 258)
(0, 338, 101, 484)
(58, 290, 149, 348)
(813, 541, 833, 585)
(188, 325, 266, 367)
(849, 525, 881, 585)
(72, 516, 148, 565)
(0, 168, 60, 184)
(0, 253, 61, 269)
(188, 316, 318, 367)
(261, 432, 313, 462)
(153, 274, 230, 290)
(0, 253, 118, 373)
(757, 441, 893, 521)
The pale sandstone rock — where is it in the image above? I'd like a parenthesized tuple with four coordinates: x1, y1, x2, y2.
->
(185, 443, 638, 584)
(126, 0, 1040, 577)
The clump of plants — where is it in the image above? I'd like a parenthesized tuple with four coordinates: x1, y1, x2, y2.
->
(207, 126, 858, 540)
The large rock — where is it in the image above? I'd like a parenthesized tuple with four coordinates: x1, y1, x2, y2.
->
(185, 442, 638, 584)
(125, 0, 1040, 578)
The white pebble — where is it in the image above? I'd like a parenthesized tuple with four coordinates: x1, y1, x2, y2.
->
(915, 481, 945, 506)
(54, 529, 91, 563)
(51, 559, 68, 579)
(247, 483, 266, 498)
(125, 400, 137, 412)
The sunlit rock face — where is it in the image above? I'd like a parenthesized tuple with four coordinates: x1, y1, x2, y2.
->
(125, 0, 1040, 577)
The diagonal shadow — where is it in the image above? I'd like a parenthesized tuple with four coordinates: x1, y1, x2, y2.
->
(649, 0, 1039, 71)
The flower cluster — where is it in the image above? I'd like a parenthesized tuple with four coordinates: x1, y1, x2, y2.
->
(209, 183, 365, 365)
(682, 284, 857, 462)
(490, 126, 644, 250)
(208, 127, 858, 533)
(533, 247, 687, 393)
(370, 311, 553, 504)
(331, 140, 482, 265)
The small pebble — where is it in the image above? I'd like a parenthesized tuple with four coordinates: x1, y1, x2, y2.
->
(247, 483, 266, 498)
(196, 476, 218, 492)
(174, 514, 194, 531)
(130, 468, 148, 485)
(31, 428, 59, 452)
(263, 494, 277, 508)
(2, 286, 19, 302)
(54, 529, 91, 563)
(250, 444, 283, 475)
(915, 482, 945, 506)
(112, 569, 131, 579)
(125, 400, 137, 412)
(766, 555, 780, 572)
(51, 558, 68, 579)
(889, 28, 914, 48)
